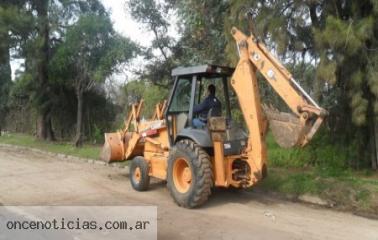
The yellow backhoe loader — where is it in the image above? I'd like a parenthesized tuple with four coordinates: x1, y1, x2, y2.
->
(100, 26, 327, 208)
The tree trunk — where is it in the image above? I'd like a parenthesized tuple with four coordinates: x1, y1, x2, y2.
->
(366, 91, 378, 170)
(36, 111, 55, 141)
(371, 119, 378, 170)
(0, 29, 12, 137)
(74, 90, 84, 147)
(46, 113, 55, 140)
(35, 0, 54, 141)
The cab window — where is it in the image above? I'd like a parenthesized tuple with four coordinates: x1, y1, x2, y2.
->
(168, 78, 192, 112)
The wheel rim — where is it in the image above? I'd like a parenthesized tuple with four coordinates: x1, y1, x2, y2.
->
(133, 167, 141, 182)
(173, 158, 192, 193)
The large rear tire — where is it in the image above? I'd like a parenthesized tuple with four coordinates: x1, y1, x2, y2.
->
(167, 139, 213, 208)
(130, 156, 150, 191)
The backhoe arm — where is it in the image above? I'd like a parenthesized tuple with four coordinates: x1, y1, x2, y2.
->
(229, 27, 327, 186)
(231, 27, 327, 148)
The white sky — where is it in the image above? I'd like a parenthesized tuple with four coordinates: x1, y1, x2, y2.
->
(100, 0, 178, 84)
(10, 0, 177, 84)
(101, 0, 154, 47)
(100, 0, 154, 84)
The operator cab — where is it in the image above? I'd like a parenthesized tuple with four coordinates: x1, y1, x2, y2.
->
(165, 64, 247, 155)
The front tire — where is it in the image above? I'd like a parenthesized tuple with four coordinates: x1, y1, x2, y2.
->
(167, 139, 213, 208)
(130, 156, 150, 191)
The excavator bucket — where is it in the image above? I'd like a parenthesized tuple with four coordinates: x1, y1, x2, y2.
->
(263, 106, 305, 148)
(100, 132, 131, 162)
(100, 100, 151, 162)
(100, 101, 144, 162)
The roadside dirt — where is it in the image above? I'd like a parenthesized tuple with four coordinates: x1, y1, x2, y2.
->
(0, 146, 377, 240)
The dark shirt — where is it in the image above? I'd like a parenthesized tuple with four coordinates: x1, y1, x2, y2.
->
(193, 94, 221, 120)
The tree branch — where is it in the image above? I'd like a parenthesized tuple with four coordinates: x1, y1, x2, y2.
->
(151, 26, 169, 61)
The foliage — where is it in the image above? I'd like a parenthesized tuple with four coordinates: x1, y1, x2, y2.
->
(128, 0, 176, 85)
(0, 1, 31, 133)
(50, 12, 137, 146)
(2, 0, 137, 146)
(267, 130, 359, 170)
(122, 80, 169, 118)
(51, 13, 136, 89)
(173, 0, 231, 64)
(2, 0, 378, 169)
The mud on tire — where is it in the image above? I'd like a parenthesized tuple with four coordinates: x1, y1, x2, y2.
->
(167, 139, 213, 208)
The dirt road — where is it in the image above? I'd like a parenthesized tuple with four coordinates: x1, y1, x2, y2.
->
(0, 146, 377, 240)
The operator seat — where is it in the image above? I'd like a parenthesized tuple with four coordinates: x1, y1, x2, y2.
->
(176, 113, 188, 134)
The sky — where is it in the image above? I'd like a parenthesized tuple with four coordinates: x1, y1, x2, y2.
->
(100, 0, 154, 48)
(99, 0, 178, 84)
(99, 0, 154, 84)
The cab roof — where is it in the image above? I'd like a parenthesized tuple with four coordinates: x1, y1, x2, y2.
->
(171, 64, 234, 78)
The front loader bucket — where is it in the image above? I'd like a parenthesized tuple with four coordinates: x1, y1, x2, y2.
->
(264, 107, 306, 148)
(100, 132, 128, 162)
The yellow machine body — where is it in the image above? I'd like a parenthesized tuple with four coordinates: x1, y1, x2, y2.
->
(100, 26, 327, 207)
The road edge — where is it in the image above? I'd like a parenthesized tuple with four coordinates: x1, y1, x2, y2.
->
(0, 143, 129, 170)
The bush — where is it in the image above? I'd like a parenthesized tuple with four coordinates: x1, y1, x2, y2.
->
(267, 129, 359, 170)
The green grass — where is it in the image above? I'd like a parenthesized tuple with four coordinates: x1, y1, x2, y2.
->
(266, 132, 357, 169)
(262, 132, 378, 215)
(256, 167, 378, 214)
(0, 133, 101, 159)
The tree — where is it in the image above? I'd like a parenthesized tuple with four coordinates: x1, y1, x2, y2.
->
(29, 0, 56, 140)
(312, 1, 378, 169)
(0, 0, 110, 140)
(223, 0, 378, 169)
(0, 0, 30, 135)
(128, 0, 177, 86)
(51, 13, 137, 146)
(0, 4, 13, 135)
(173, 0, 230, 64)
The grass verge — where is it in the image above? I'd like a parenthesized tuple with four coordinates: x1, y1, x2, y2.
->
(255, 167, 378, 216)
(0, 133, 100, 160)
(257, 133, 378, 217)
